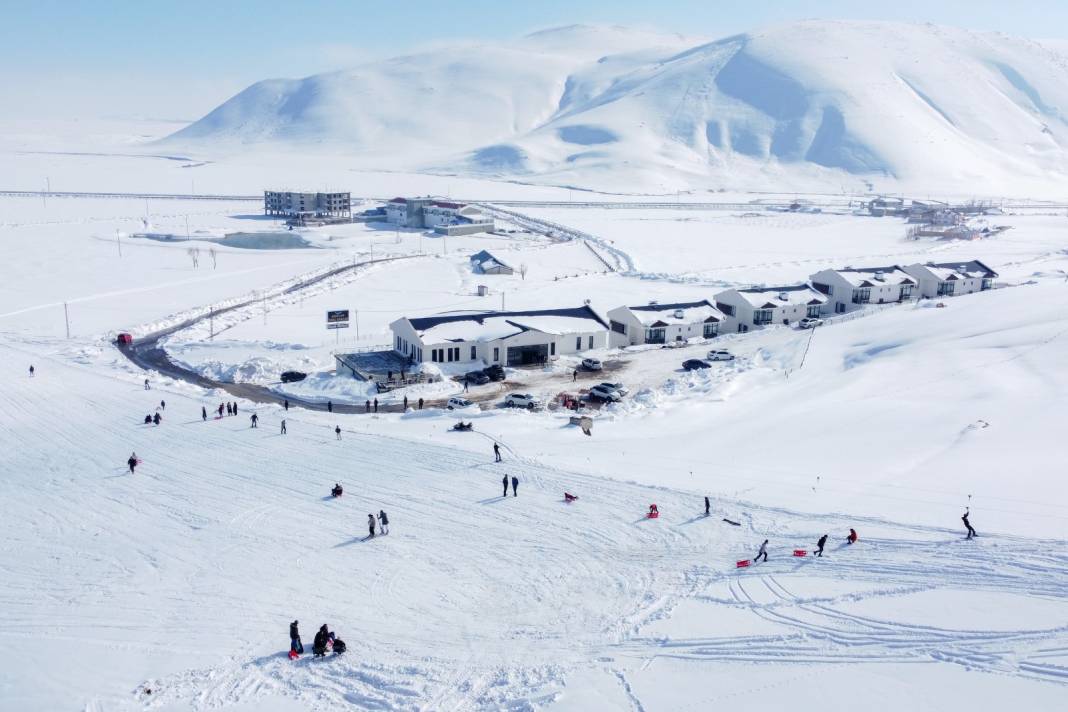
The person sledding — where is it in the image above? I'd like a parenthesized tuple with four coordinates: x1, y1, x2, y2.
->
(847, 528, 858, 544)
(647, 504, 659, 519)
(331, 483, 343, 498)
(962, 508, 977, 539)
(330, 634, 347, 655)
(564, 492, 578, 503)
(312, 624, 330, 657)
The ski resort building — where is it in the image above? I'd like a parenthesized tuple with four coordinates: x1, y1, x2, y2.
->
(389, 307, 609, 367)
(468, 250, 514, 275)
(714, 285, 828, 333)
(263, 191, 351, 218)
(385, 198, 494, 235)
(606, 301, 725, 347)
(809, 266, 917, 314)
(902, 260, 998, 298)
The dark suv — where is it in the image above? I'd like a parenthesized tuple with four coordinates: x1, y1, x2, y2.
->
(482, 364, 506, 381)
(280, 370, 307, 383)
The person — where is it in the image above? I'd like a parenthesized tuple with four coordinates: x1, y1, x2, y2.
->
(327, 400, 333, 413)
(755, 539, 769, 563)
(153, 412, 161, 426)
(814, 534, 828, 557)
(335, 425, 341, 440)
(127, 452, 138, 474)
(367, 514, 376, 538)
(226, 402, 232, 416)
(232, 402, 238, 416)
(502, 474, 509, 497)
(250, 413, 258, 428)
(573, 369, 577, 382)
(962, 508, 977, 539)
(331, 483, 343, 498)
(331, 635, 347, 655)
(704, 496, 711, 516)
(201, 406, 207, 422)
(144, 414, 152, 424)
(29, 365, 35, 377)
(290, 620, 303, 655)
(403, 395, 408, 410)
(494, 443, 502, 462)
(378, 510, 389, 535)
(160, 400, 166, 411)
(463, 376, 469, 392)
(284, 399, 289, 411)
(365, 400, 370, 413)
(218, 403, 224, 418)
(280, 419, 287, 435)
(648, 504, 659, 518)
(418, 397, 424, 410)
(373, 398, 378, 413)
(847, 528, 858, 544)
(312, 624, 329, 657)
(564, 492, 578, 503)
(144, 378, 150, 390)
(511, 476, 518, 497)
(387, 370, 393, 381)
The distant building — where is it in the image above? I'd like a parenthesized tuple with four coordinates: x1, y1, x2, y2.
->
(809, 266, 917, 314)
(606, 300, 724, 347)
(264, 191, 351, 218)
(385, 197, 494, 235)
(468, 249, 514, 275)
(389, 306, 609, 366)
(902, 260, 998, 298)
(714, 285, 828, 333)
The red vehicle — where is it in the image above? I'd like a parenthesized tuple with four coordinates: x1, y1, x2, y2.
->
(117, 333, 133, 345)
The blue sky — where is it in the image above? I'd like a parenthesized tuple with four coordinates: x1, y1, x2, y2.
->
(3, 0, 1065, 120)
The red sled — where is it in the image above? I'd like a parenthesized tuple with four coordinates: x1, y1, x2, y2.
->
(793, 549, 807, 557)
(736, 559, 751, 568)
(288, 650, 299, 660)
(647, 511, 659, 519)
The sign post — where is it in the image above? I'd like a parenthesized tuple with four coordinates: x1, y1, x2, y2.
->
(327, 310, 350, 345)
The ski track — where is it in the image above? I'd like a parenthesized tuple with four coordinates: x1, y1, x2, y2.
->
(3, 335, 1068, 709)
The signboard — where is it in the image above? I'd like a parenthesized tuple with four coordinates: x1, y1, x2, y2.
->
(327, 309, 350, 324)
(327, 323, 350, 330)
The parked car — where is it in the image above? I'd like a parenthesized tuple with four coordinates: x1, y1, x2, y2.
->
(447, 397, 475, 410)
(505, 393, 540, 409)
(799, 317, 824, 329)
(581, 357, 603, 371)
(683, 359, 711, 370)
(598, 382, 628, 397)
(482, 364, 506, 381)
(588, 384, 622, 402)
(280, 370, 307, 383)
(464, 370, 491, 385)
(706, 350, 735, 361)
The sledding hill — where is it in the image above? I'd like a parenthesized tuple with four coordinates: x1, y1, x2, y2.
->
(166, 21, 1068, 194)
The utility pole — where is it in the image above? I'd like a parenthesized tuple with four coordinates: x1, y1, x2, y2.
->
(116, 229, 122, 257)
(63, 302, 70, 339)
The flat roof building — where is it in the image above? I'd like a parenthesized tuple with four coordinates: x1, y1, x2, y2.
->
(264, 191, 351, 218)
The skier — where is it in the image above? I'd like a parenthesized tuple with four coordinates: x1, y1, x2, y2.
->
(494, 442, 502, 462)
(335, 425, 341, 440)
(962, 508, 977, 539)
(378, 510, 389, 535)
(226, 403, 232, 416)
(418, 397, 424, 410)
(367, 514, 376, 538)
(144, 378, 150, 390)
(327, 400, 333, 413)
(814, 534, 828, 558)
(160, 400, 166, 411)
(754, 539, 769, 563)
(152, 412, 161, 426)
(280, 419, 287, 435)
(290, 620, 303, 656)
(250, 413, 258, 428)
(313, 625, 329, 657)
(284, 399, 289, 411)
(511, 476, 518, 497)
(331, 483, 343, 498)
(201, 406, 207, 422)
(704, 496, 710, 516)
(847, 528, 858, 544)
(29, 365, 35, 377)
(502, 474, 509, 497)
(127, 452, 138, 474)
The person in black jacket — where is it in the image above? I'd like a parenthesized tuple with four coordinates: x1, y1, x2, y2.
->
(511, 476, 518, 497)
(704, 496, 710, 516)
(367, 514, 376, 538)
(494, 442, 502, 462)
(290, 620, 303, 654)
(502, 474, 509, 497)
(962, 508, 977, 539)
(378, 510, 389, 535)
(152, 412, 161, 426)
(201, 406, 207, 422)
(127, 452, 138, 474)
(814, 534, 828, 557)
(312, 624, 329, 657)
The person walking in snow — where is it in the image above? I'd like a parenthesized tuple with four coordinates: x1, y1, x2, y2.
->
(502, 474, 509, 497)
(284, 399, 289, 411)
(127, 452, 138, 474)
(814, 534, 828, 558)
(280, 419, 287, 435)
(573, 369, 577, 382)
(962, 508, 977, 539)
(403, 395, 408, 410)
(160, 400, 166, 411)
(511, 476, 518, 497)
(367, 514, 376, 539)
(418, 397, 424, 410)
(226, 402, 232, 416)
(463, 376, 469, 393)
(250, 413, 258, 428)
(202, 406, 207, 422)
(704, 496, 711, 516)
(494, 442, 502, 462)
(378, 510, 389, 535)
(335, 425, 341, 440)
(152, 412, 161, 426)
(232, 402, 238, 416)
(290, 620, 303, 655)
(754, 539, 769, 563)
(144, 378, 150, 390)
(313, 624, 329, 657)
(373, 398, 378, 413)
(29, 365, 34, 377)
(847, 528, 858, 544)
(327, 400, 333, 413)
(218, 403, 225, 418)
(365, 400, 370, 413)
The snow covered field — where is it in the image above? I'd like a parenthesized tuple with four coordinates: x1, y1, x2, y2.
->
(3, 114, 1068, 711)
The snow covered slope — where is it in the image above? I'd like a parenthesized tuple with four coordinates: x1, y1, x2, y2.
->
(166, 21, 1068, 195)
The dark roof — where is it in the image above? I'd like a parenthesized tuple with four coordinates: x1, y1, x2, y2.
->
(469, 249, 495, 262)
(628, 300, 715, 312)
(738, 284, 813, 294)
(408, 306, 609, 332)
(388, 197, 407, 204)
(927, 260, 998, 278)
(431, 201, 464, 209)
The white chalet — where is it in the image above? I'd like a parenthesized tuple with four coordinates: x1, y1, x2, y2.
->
(714, 285, 828, 333)
(809, 265, 917, 314)
(606, 300, 725, 347)
(389, 306, 609, 367)
(902, 260, 998, 298)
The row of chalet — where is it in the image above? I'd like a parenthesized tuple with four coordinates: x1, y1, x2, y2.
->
(384, 259, 997, 366)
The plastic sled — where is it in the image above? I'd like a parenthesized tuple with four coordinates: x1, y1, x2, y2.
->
(736, 559, 750, 568)
(647, 511, 659, 519)
(288, 650, 299, 660)
(793, 549, 807, 557)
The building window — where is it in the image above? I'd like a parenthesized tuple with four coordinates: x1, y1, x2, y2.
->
(396, 336, 402, 351)
(901, 284, 914, 299)
(753, 309, 773, 325)
(550, 342, 556, 356)
(576, 337, 582, 350)
(610, 320, 627, 335)
(703, 322, 719, 338)
(588, 335, 593, 349)
(645, 327, 666, 344)
(446, 348, 453, 362)
(470, 345, 477, 360)
(716, 302, 735, 317)
(813, 282, 833, 295)
(852, 287, 871, 304)
(493, 347, 499, 362)
(806, 305, 821, 318)
(937, 281, 956, 296)
(981, 278, 992, 291)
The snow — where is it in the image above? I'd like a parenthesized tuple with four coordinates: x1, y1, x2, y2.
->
(731, 284, 828, 308)
(826, 265, 916, 287)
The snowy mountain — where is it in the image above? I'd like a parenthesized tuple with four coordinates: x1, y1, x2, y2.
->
(166, 21, 1068, 193)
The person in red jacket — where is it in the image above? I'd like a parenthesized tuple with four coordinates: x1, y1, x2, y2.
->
(847, 528, 858, 544)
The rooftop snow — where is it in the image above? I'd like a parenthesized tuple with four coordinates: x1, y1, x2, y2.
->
(923, 260, 998, 280)
(626, 300, 724, 324)
(733, 285, 828, 308)
(829, 266, 916, 287)
(407, 307, 608, 343)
